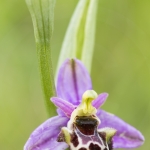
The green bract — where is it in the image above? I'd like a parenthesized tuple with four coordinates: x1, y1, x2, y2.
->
(56, 0, 98, 77)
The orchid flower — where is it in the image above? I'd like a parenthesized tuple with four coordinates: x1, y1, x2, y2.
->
(24, 59, 144, 150)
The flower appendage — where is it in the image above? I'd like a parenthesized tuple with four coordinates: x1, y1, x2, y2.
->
(24, 59, 144, 150)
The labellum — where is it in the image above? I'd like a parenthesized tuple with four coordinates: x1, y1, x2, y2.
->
(57, 90, 116, 150)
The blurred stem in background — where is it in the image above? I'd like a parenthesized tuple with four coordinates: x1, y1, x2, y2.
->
(25, 0, 56, 116)
(56, 0, 98, 78)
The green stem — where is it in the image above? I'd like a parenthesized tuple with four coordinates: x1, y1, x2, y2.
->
(26, 0, 56, 116)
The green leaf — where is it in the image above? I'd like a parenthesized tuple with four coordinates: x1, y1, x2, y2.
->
(26, 0, 56, 116)
(81, 0, 98, 72)
(56, 0, 98, 78)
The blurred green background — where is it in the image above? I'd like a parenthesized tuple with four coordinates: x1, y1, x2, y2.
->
(0, 0, 149, 149)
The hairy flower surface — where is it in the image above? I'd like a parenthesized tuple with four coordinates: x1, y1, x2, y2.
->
(24, 59, 144, 150)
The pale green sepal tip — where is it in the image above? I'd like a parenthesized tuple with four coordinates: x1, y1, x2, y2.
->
(98, 127, 117, 142)
(105, 128, 117, 142)
(61, 127, 71, 144)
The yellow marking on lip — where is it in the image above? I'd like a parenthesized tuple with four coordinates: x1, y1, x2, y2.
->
(61, 127, 71, 144)
(70, 90, 98, 123)
(76, 90, 98, 116)
(81, 90, 98, 114)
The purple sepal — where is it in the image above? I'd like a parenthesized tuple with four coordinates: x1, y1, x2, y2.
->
(92, 93, 108, 109)
(56, 58, 92, 105)
(97, 110, 144, 148)
(113, 136, 144, 149)
(51, 97, 75, 117)
(24, 116, 69, 150)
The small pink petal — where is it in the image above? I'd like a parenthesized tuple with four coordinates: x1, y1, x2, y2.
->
(92, 93, 108, 109)
(51, 97, 75, 117)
